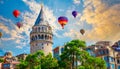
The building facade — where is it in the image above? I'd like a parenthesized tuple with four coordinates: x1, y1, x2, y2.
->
(86, 40, 120, 69)
(0, 52, 20, 69)
(30, 5, 53, 55)
(53, 46, 64, 60)
(16, 53, 27, 60)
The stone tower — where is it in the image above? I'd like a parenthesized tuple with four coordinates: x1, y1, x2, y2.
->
(30, 5, 53, 55)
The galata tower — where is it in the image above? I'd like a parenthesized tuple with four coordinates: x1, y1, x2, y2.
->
(30, 5, 53, 55)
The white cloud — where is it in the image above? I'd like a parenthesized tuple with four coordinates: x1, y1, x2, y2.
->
(22, 0, 61, 38)
(16, 46, 23, 49)
(63, 0, 120, 42)
(73, 0, 81, 4)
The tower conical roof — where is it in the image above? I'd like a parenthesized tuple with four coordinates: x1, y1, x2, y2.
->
(34, 5, 47, 26)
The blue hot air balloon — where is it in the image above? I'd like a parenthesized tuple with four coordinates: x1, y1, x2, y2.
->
(72, 11, 77, 18)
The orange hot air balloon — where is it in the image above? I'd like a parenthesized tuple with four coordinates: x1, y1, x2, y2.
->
(13, 10, 20, 18)
(80, 29, 85, 35)
(58, 16, 68, 29)
(0, 32, 2, 38)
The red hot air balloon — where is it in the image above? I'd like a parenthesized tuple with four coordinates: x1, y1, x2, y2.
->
(13, 10, 20, 18)
(72, 11, 77, 18)
(16, 22, 23, 29)
(58, 16, 68, 29)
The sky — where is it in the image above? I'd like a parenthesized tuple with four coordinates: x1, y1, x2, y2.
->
(0, 0, 120, 56)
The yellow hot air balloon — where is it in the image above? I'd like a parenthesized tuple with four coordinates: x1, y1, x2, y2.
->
(0, 32, 2, 38)
(80, 29, 85, 35)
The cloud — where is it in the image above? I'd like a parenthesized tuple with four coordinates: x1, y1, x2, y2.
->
(63, 0, 120, 42)
(16, 46, 23, 49)
(0, 15, 30, 55)
(73, 0, 80, 4)
(22, 0, 61, 38)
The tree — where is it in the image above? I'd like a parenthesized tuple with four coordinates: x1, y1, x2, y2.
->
(60, 39, 106, 69)
(18, 50, 58, 69)
(41, 53, 58, 69)
(60, 39, 86, 69)
(17, 60, 28, 69)
(0, 58, 4, 62)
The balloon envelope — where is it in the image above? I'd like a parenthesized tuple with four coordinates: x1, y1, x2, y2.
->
(16, 22, 23, 28)
(58, 16, 68, 29)
(13, 10, 20, 18)
(80, 29, 85, 35)
(72, 11, 77, 18)
(0, 32, 2, 38)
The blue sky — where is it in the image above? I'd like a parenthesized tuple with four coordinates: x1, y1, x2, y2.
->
(0, 0, 120, 56)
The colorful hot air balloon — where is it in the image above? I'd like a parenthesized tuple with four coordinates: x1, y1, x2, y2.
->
(72, 11, 77, 18)
(80, 29, 85, 35)
(13, 10, 20, 18)
(16, 22, 23, 29)
(0, 32, 2, 38)
(58, 16, 68, 29)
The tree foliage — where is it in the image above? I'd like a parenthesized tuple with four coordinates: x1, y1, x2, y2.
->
(0, 58, 4, 62)
(59, 39, 106, 69)
(18, 39, 106, 69)
(18, 50, 58, 69)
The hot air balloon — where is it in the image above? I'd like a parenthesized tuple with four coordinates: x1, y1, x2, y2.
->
(58, 16, 68, 29)
(72, 11, 77, 18)
(16, 22, 23, 29)
(80, 29, 85, 35)
(13, 10, 20, 18)
(0, 32, 2, 38)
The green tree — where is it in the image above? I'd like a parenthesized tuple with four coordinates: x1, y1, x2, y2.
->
(41, 53, 58, 69)
(17, 60, 28, 69)
(18, 50, 58, 69)
(0, 58, 4, 62)
(60, 39, 106, 69)
(60, 39, 86, 69)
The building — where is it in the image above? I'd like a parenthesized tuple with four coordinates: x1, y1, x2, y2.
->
(111, 40, 120, 69)
(53, 46, 64, 60)
(86, 40, 120, 69)
(16, 53, 27, 60)
(1, 52, 20, 69)
(30, 5, 53, 55)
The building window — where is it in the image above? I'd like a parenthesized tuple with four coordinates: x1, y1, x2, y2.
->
(118, 66, 120, 69)
(117, 59, 120, 64)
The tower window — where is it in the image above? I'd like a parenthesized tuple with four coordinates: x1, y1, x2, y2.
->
(41, 35, 44, 39)
(42, 27, 44, 31)
(39, 27, 40, 32)
(38, 35, 40, 39)
(35, 35, 37, 40)
(45, 35, 47, 39)
(42, 47, 44, 49)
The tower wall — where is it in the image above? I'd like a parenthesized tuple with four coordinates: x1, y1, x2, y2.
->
(30, 6, 53, 55)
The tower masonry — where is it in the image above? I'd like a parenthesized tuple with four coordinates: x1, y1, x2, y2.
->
(30, 6, 53, 55)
